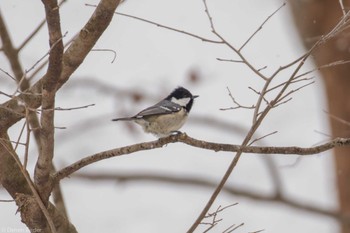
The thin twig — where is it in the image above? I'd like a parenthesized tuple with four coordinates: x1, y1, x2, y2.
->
(338, 0, 347, 17)
(276, 81, 315, 105)
(248, 131, 278, 146)
(216, 58, 243, 63)
(17, 0, 68, 52)
(224, 222, 244, 233)
(0, 67, 16, 81)
(220, 87, 255, 110)
(0, 138, 26, 146)
(249, 229, 265, 233)
(293, 60, 350, 80)
(239, 2, 286, 51)
(85, 4, 223, 44)
(54, 103, 95, 111)
(27, 32, 78, 82)
(324, 110, 350, 127)
(258, 65, 268, 72)
(23, 109, 31, 169)
(14, 121, 26, 152)
(272, 97, 292, 108)
(265, 77, 314, 95)
(198, 203, 238, 232)
(91, 48, 117, 63)
(206, 203, 238, 218)
(248, 86, 270, 106)
(25, 31, 68, 74)
(29, 103, 95, 112)
(0, 199, 14, 202)
(202, 0, 268, 81)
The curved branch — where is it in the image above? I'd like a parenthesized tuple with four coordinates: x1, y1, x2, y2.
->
(53, 133, 350, 183)
(73, 172, 350, 224)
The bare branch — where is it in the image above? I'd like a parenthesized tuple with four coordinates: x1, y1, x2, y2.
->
(293, 60, 350, 80)
(0, 199, 14, 202)
(25, 31, 68, 75)
(91, 48, 117, 63)
(324, 110, 350, 127)
(202, 0, 268, 81)
(248, 131, 278, 146)
(73, 171, 350, 224)
(257, 65, 268, 72)
(30, 103, 95, 112)
(187, 7, 350, 231)
(216, 58, 243, 63)
(85, 4, 223, 44)
(249, 229, 265, 233)
(220, 87, 255, 111)
(13, 120, 26, 152)
(276, 81, 315, 105)
(53, 133, 350, 183)
(272, 96, 292, 108)
(0, 12, 29, 90)
(265, 76, 314, 95)
(239, 2, 286, 52)
(34, 0, 64, 212)
(27, 32, 78, 82)
(23, 109, 32, 169)
(339, 0, 347, 16)
(206, 203, 238, 218)
(17, 0, 68, 52)
(223, 223, 244, 233)
(248, 86, 270, 106)
(0, 139, 56, 233)
(0, 67, 16, 81)
(201, 203, 238, 233)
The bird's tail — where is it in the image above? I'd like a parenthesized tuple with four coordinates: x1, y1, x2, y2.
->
(112, 117, 135, 121)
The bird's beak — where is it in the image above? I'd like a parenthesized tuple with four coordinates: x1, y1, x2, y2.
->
(193, 95, 199, 99)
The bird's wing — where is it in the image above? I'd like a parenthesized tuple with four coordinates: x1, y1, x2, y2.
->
(135, 100, 181, 118)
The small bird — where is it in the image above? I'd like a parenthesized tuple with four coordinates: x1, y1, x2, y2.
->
(112, 87, 198, 137)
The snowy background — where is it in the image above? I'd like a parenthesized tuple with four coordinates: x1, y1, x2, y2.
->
(0, 0, 338, 232)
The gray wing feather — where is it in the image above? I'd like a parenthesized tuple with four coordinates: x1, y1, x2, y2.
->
(135, 100, 181, 117)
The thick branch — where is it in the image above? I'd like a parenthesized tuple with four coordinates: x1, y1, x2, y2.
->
(34, 0, 64, 208)
(53, 133, 350, 183)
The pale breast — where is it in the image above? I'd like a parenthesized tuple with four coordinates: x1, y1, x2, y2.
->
(136, 108, 188, 137)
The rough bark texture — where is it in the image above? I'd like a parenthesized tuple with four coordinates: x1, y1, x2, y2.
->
(290, 1, 350, 232)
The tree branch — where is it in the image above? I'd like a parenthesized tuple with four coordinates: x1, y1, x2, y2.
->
(53, 133, 350, 183)
(34, 1, 64, 210)
(73, 172, 350, 225)
(0, 0, 121, 130)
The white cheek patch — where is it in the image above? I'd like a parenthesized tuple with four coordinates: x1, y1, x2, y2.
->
(171, 97, 191, 107)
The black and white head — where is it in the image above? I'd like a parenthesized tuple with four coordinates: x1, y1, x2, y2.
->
(165, 87, 199, 112)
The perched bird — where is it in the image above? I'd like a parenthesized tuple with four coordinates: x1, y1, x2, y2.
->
(112, 87, 198, 137)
